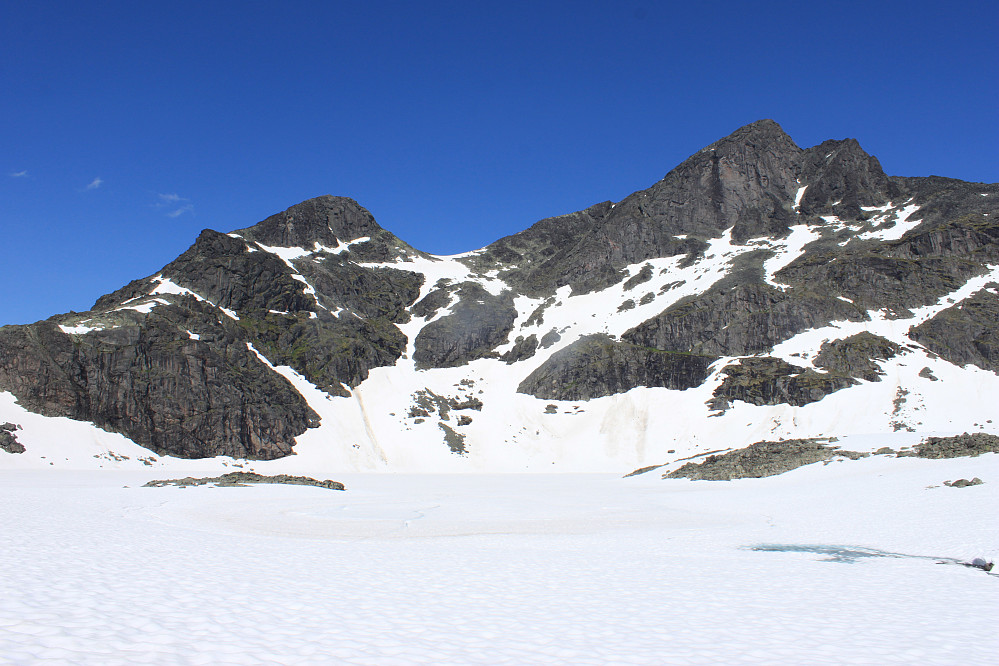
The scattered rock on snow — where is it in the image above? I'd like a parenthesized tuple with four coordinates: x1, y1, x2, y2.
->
(943, 478, 984, 488)
(143, 472, 345, 490)
(0, 422, 25, 454)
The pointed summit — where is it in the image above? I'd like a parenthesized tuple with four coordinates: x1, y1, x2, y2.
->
(237, 195, 422, 262)
(238, 195, 384, 248)
(798, 138, 899, 216)
(703, 119, 800, 156)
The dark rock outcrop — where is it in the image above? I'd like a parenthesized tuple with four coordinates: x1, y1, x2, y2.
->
(0, 422, 24, 454)
(889, 177, 999, 238)
(625, 282, 864, 357)
(411, 281, 455, 319)
(439, 423, 467, 455)
(666, 439, 867, 480)
(710, 357, 856, 410)
(774, 209, 999, 318)
(238, 310, 407, 396)
(539, 329, 561, 348)
(462, 202, 612, 290)
(517, 334, 717, 400)
(161, 230, 315, 315)
(490, 120, 803, 295)
(898, 432, 999, 458)
(814, 332, 903, 381)
(296, 256, 424, 323)
(774, 242, 990, 318)
(502, 334, 539, 364)
(909, 286, 999, 373)
(413, 283, 518, 368)
(623, 264, 654, 290)
(407, 389, 482, 422)
(0, 195, 429, 459)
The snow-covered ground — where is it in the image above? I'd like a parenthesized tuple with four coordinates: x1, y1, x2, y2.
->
(2, 457, 996, 664)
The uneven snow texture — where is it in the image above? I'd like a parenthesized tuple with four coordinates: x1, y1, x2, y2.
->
(1, 460, 996, 664)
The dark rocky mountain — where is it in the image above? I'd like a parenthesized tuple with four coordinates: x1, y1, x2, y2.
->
(1, 120, 996, 466)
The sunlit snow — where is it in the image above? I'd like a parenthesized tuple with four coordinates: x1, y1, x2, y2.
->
(0, 463, 995, 664)
(58, 323, 105, 335)
(792, 184, 807, 211)
(858, 203, 923, 241)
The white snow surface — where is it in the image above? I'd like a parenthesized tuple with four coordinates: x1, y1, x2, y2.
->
(115, 297, 171, 315)
(1, 463, 996, 664)
(792, 184, 807, 211)
(858, 203, 923, 241)
(58, 323, 105, 335)
(762, 224, 819, 289)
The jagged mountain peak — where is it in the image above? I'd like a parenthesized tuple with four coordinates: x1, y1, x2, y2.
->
(798, 138, 899, 216)
(478, 120, 808, 296)
(232, 194, 424, 264)
(700, 118, 800, 157)
(237, 195, 382, 249)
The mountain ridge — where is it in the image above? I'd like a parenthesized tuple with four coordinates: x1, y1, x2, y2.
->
(1, 119, 997, 471)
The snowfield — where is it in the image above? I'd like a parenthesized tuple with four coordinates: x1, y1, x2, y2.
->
(1, 458, 996, 664)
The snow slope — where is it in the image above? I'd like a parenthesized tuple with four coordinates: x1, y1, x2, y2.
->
(1, 461, 995, 664)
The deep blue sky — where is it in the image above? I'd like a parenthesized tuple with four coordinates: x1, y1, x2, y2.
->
(2, 1, 996, 325)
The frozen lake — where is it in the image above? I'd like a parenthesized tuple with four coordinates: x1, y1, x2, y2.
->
(1, 455, 996, 664)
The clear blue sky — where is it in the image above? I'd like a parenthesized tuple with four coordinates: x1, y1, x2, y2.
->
(2, 1, 996, 325)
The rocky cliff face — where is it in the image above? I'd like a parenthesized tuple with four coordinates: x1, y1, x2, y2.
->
(517, 334, 717, 400)
(0, 308, 317, 459)
(1, 120, 996, 465)
(910, 285, 999, 372)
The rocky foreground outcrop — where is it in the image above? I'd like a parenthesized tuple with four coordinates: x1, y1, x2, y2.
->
(660, 432, 999, 480)
(664, 439, 867, 480)
(143, 472, 345, 490)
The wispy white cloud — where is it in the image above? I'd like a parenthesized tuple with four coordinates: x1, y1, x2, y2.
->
(85, 177, 103, 190)
(153, 193, 194, 217)
(166, 204, 194, 218)
(10, 170, 28, 178)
